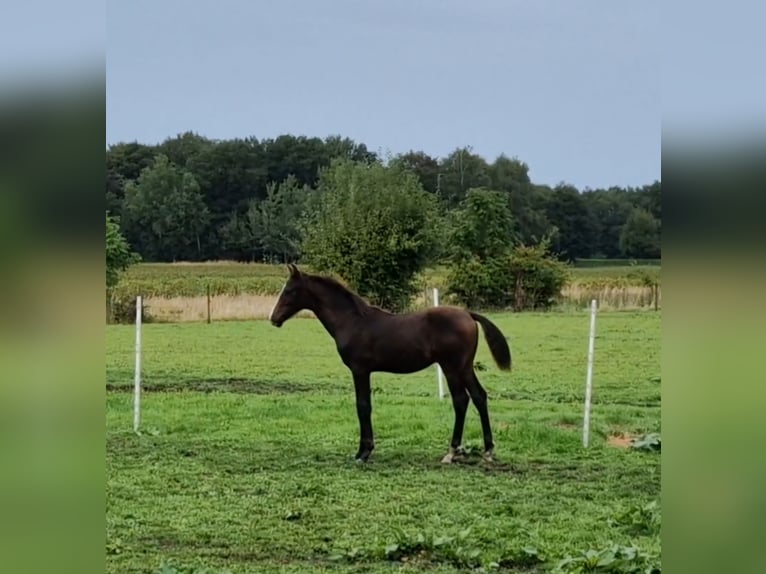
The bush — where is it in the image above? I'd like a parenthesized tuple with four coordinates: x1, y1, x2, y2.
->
(448, 256, 510, 309)
(446, 190, 568, 311)
(107, 293, 154, 325)
(508, 242, 570, 311)
(300, 159, 440, 311)
(106, 212, 140, 289)
(448, 244, 569, 311)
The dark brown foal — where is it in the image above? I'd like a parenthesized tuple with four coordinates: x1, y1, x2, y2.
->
(269, 264, 512, 463)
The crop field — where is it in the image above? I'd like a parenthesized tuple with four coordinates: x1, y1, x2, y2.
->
(109, 263, 661, 323)
(106, 311, 661, 573)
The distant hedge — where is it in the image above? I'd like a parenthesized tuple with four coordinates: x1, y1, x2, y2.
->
(573, 258, 661, 268)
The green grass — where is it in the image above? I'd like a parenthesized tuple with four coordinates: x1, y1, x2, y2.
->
(106, 311, 660, 573)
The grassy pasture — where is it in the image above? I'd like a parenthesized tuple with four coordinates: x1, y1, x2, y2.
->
(106, 311, 661, 573)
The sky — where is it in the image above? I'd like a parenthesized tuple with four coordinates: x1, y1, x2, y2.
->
(106, 0, 661, 190)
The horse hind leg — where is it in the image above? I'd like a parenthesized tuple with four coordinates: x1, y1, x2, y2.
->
(465, 371, 495, 462)
(440, 365, 470, 464)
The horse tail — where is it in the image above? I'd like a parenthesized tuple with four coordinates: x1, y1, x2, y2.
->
(469, 312, 512, 371)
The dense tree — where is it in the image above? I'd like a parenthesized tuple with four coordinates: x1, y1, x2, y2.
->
(437, 146, 491, 207)
(301, 159, 440, 311)
(582, 187, 635, 258)
(640, 180, 661, 221)
(488, 155, 552, 245)
(545, 184, 597, 261)
(106, 141, 157, 217)
(620, 207, 661, 258)
(392, 150, 441, 194)
(156, 131, 214, 169)
(122, 155, 210, 261)
(222, 176, 309, 262)
(322, 135, 378, 165)
(105, 132, 660, 265)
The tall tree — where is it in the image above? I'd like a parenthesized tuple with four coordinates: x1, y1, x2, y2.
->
(156, 131, 214, 169)
(122, 155, 210, 261)
(488, 155, 552, 245)
(446, 188, 516, 308)
(106, 142, 157, 217)
(301, 159, 440, 311)
(620, 207, 661, 258)
(323, 135, 378, 165)
(186, 137, 267, 256)
(582, 187, 635, 258)
(222, 176, 309, 262)
(437, 146, 491, 207)
(545, 184, 596, 261)
(392, 150, 441, 194)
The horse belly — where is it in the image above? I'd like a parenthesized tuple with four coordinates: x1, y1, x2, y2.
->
(371, 336, 433, 374)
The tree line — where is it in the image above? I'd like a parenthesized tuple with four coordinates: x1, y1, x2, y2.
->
(107, 132, 661, 265)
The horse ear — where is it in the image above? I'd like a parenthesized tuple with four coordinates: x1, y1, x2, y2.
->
(287, 263, 301, 277)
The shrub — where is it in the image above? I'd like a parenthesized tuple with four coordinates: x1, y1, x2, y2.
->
(508, 241, 570, 310)
(106, 212, 140, 290)
(446, 190, 568, 310)
(107, 293, 154, 325)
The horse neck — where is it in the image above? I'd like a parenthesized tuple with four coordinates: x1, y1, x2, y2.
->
(307, 281, 365, 339)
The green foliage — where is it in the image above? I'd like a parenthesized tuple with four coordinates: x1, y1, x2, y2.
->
(449, 187, 515, 260)
(107, 133, 659, 266)
(436, 146, 492, 207)
(447, 255, 510, 309)
(620, 208, 661, 259)
(447, 190, 567, 310)
(379, 527, 485, 568)
(155, 561, 232, 574)
(122, 155, 210, 261)
(553, 544, 660, 573)
(609, 500, 661, 536)
(508, 240, 571, 310)
(106, 213, 140, 289)
(301, 159, 440, 311)
(546, 184, 597, 261)
(447, 188, 515, 309)
(388, 150, 440, 194)
(221, 176, 309, 262)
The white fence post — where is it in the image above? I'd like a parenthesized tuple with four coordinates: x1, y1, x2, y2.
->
(434, 288, 445, 399)
(582, 299, 598, 447)
(134, 295, 142, 433)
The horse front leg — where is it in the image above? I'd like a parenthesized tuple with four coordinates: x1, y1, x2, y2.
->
(352, 371, 375, 462)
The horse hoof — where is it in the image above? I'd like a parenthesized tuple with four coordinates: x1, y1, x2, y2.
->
(482, 450, 494, 463)
(355, 450, 372, 463)
(441, 446, 462, 464)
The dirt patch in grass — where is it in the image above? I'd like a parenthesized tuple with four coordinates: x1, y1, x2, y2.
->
(607, 433, 637, 449)
(106, 378, 316, 394)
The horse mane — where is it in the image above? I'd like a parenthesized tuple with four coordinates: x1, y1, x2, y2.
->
(308, 274, 374, 317)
